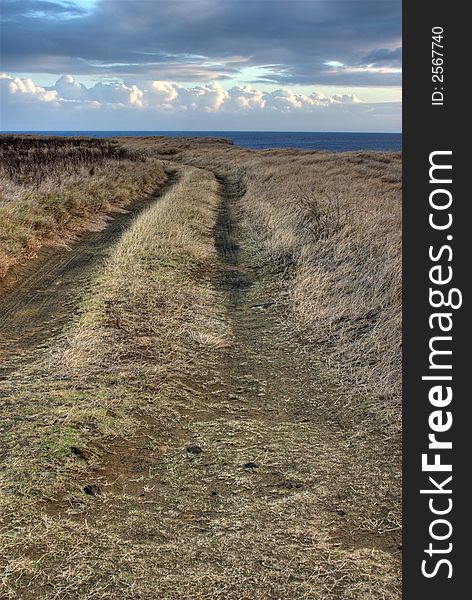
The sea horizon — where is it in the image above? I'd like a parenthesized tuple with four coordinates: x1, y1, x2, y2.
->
(1, 130, 402, 152)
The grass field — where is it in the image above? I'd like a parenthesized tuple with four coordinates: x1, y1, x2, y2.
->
(0, 136, 402, 599)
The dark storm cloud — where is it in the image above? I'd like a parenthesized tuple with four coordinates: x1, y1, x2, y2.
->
(359, 47, 402, 66)
(255, 65, 401, 87)
(0, 0, 401, 86)
(0, 0, 86, 19)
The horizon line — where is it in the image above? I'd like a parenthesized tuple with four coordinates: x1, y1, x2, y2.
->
(1, 130, 402, 135)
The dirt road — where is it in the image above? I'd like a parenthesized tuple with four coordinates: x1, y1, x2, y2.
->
(0, 170, 401, 598)
(0, 171, 178, 373)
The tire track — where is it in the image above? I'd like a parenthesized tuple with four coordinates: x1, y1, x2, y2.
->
(213, 174, 252, 307)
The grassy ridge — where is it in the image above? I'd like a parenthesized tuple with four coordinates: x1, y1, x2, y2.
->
(0, 136, 166, 277)
(241, 151, 401, 405)
(62, 164, 227, 374)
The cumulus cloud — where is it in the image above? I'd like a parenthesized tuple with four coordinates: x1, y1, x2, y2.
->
(177, 83, 228, 112)
(223, 85, 266, 111)
(53, 74, 88, 100)
(90, 82, 144, 107)
(149, 81, 179, 104)
(1, 73, 58, 103)
(331, 93, 361, 104)
(47, 75, 143, 106)
(0, 73, 399, 132)
(2, 74, 360, 114)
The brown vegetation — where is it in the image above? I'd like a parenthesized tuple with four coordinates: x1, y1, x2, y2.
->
(61, 164, 227, 374)
(0, 135, 166, 278)
(120, 137, 402, 405)
(0, 160, 400, 598)
(0, 164, 230, 597)
(0, 136, 401, 598)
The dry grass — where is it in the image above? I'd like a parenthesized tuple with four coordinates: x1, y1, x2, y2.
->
(241, 151, 401, 405)
(0, 164, 230, 597)
(0, 148, 401, 598)
(60, 164, 228, 375)
(0, 135, 166, 278)
(120, 137, 402, 405)
(0, 163, 225, 496)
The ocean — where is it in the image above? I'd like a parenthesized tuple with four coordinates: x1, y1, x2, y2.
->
(9, 131, 402, 152)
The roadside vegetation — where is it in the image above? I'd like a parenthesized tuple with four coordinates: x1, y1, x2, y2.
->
(0, 136, 165, 278)
(242, 151, 401, 406)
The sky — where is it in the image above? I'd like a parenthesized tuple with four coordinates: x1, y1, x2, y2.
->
(0, 0, 402, 132)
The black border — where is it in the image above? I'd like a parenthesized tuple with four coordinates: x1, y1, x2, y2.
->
(403, 1, 468, 596)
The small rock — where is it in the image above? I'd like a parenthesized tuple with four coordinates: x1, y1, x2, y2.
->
(250, 301, 275, 310)
(186, 445, 203, 455)
(243, 462, 259, 470)
(83, 484, 101, 496)
(278, 480, 304, 489)
(70, 446, 88, 459)
(336, 509, 347, 517)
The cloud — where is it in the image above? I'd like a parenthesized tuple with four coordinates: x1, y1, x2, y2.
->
(1, 72, 58, 103)
(53, 73, 88, 100)
(359, 47, 402, 66)
(149, 81, 179, 103)
(0, 0, 87, 20)
(2, 74, 361, 113)
(0, 73, 399, 132)
(224, 85, 266, 111)
(0, 0, 401, 86)
(89, 82, 144, 107)
(177, 83, 228, 112)
(331, 93, 361, 104)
